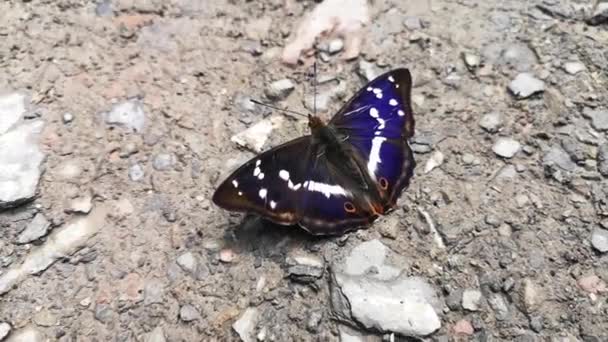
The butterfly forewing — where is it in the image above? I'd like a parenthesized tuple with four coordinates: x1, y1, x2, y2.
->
(213, 136, 312, 226)
(329, 68, 416, 208)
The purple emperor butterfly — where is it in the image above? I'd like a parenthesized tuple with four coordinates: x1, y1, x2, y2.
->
(213, 68, 416, 235)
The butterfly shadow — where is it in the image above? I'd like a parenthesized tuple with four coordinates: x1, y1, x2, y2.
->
(224, 215, 332, 261)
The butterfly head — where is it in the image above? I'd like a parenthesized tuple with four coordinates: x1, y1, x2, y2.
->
(308, 115, 325, 132)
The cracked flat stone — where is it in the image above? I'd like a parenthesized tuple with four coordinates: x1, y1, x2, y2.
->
(0, 120, 45, 209)
(508, 73, 545, 99)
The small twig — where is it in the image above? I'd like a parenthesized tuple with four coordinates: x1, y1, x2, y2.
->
(417, 208, 446, 250)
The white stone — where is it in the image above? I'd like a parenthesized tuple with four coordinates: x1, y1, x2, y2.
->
(333, 274, 441, 336)
(265, 79, 295, 100)
(508, 73, 545, 99)
(67, 194, 93, 214)
(462, 289, 483, 311)
(176, 252, 197, 273)
(17, 213, 51, 244)
(424, 150, 444, 174)
(145, 327, 166, 342)
(233, 307, 258, 342)
(0, 120, 45, 208)
(6, 326, 44, 342)
(0, 322, 11, 341)
(0, 92, 26, 135)
(492, 138, 521, 158)
(0, 207, 106, 295)
(563, 61, 585, 75)
(343, 239, 401, 280)
(591, 228, 608, 253)
(104, 99, 146, 132)
(231, 116, 284, 153)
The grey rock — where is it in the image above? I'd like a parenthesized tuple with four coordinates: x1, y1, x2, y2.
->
(500, 44, 538, 71)
(357, 60, 381, 82)
(598, 143, 608, 177)
(33, 309, 56, 327)
(587, 3, 608, 25)
(129, 164, 145, 181)
(343, 239, 401, 280)
(303, 82, 346, 113)
(530, 316, 543, 333)
(517, 278, 542, 314)
(5, 326, 44, 342)
(95, 0, 113, 16)
(508, 73, 545, 99)
(403, 16, 422, 30)
(331, 273, 441, 336)
(179, 304, 200, 322)
(560, 137, 586, 163)
(462, 289, 483, 311)
(144, 279, 164, 305)
(145, 327, 166, 342)
(563, 61, 585, 75)
(17, 213, 51, 244)
(287, 254, 324, 281)
(152, 153, 175, 171)
(0, 322, 11, 340)
(492, 138, 521, 158)
(306, 310, 323, 333)
(488, 293, 509, 321)
(582, 108, 608, 131)
(591, 228, 608, 253)
(445, 289, 463, 310)
(265, 79, 295, 100)
(479, 112, 503, 133)
(104, 100, 146, 133)
(0, 120, 45, 209)
(233, 307, 257, 342)
(95, 304, 114, 323)
(176, 252, 197, 274)
(542, 146, 577, 172)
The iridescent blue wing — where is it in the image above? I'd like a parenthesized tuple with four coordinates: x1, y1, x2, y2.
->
(329, 68, 416, 209)
(213, 137, 377, 235)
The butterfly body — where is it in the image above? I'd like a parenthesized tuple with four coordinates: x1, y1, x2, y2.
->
(213, 68, 416, 235)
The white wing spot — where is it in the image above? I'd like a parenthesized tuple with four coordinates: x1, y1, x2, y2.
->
(376, 92, 383, 99)
(388, 75, 395, 82)
(253, 166, 261, 177)
(389, 99, 398, 106)
(367, 136, 387, 180)
(373, 88, 381, 94)
(288, 180, 301, 191)
(398, 110, 405, 116)
(269, 200, 277, 209)
(232, 180, 239, 188)
(257, 172, 265, 180)
(306, 181, 349, 199)
(369, 107, 379, 118)
(377, 118, 386, 130)
(258, 188, 267, 199)
(279, 170, 290, 181)
(238, 191, 243, 196)
(255, 160, 261, 167)
(367, 86, 373, 91)
(395, 84, 400, 88)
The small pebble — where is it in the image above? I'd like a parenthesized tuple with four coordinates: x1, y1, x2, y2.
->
(463, 52, 480, 68)
(462, 289, 483, 311)
(0, 322, 11, 340)
(492, 138, 521, 158)
(219, 248, 235, 263)
(563, 61, 585, 75)
(265, 79, 295, 100)
(129, 164, 145, 181)
(479, 112, 503, 133)
(577, 275, 607, 294)
(153, 153, 175, 171)
(591, 228, 608, 253)
(179, 305, 200, 322)
(452, 319, 474, 335)
(62, 113, 74, 123)
(327, 39, 344, 54)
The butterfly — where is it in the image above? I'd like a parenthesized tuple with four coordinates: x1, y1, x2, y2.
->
(213, 68, 416, 235)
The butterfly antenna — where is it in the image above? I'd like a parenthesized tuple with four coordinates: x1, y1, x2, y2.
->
(313, 59, 317, 116)
(249, 99, 307, 118)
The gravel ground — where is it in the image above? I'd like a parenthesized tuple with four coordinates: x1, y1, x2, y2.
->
(1, 0, 608, 341)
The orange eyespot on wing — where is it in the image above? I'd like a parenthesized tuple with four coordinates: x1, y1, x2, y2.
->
(379, 177, 389, 190)
(343, 201, 357, 213)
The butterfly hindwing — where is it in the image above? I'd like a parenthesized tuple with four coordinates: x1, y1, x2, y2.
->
(329, 68, 416, 208)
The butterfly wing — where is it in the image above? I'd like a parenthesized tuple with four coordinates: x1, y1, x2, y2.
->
(212, 136, 377, 235)
(329, 68, 416, 209)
